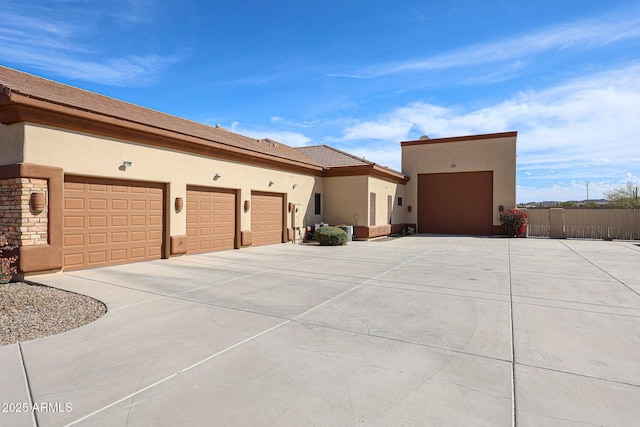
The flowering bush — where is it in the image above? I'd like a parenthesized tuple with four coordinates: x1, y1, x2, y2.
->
(0, 227, 18, 284)
(500, 209, 528, 237)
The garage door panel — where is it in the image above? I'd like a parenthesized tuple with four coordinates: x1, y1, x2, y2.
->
(186, 186, 236, 254)
(64, 234, 83, 247)
(111, 231, 127, 243)
(64, 216, 84, 228)
(148, 230, 163, 240)
(89, 251, 107, 264)
(131, 200, 146, 211)
(111, 185, 128, 193)
(130, 215, 146, 226)
(111, 199, 127, 210)
(418, 172, 493, 236)
(130, 247, 146, 259)
(88, 233, 106, 245)
(63, 176, 164, 271)
(148, 247, 161, 257)
(89, 198, 107, 210)
(65, 198, 84, 210)
(64, 254, 83, 269)
(88, 183, 107, 192)
(111, 216, 127, 227)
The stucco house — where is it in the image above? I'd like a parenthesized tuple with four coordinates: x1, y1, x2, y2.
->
(0, 66, 516, 276)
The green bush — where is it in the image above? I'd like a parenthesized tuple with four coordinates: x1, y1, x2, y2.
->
(315, 226, 348, 246)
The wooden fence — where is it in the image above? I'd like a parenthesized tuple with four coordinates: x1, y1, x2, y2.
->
(525, 209, 640, 240)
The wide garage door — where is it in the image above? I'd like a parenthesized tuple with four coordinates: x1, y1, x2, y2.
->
(418, 171, 493, 235)
(63, 176, 164, 271)
(251, 191, 283, 246)
(186, 186, 236, 253)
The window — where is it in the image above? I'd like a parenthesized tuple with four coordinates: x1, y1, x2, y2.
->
(397, 197, 403, 207)
(370, 192, 376, 226)
(314, 193, 321, 215)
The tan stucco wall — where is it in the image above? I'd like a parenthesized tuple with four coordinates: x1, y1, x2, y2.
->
(322, 176, 405, 227)
(22, 123, 320, 240)
(322, 176, 368, 227)
(0, 123, 25, 165)
(401, 135, 516, 226)
(367, 177, 405, 226)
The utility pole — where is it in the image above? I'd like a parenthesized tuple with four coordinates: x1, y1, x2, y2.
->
(586, 181, 589, 202)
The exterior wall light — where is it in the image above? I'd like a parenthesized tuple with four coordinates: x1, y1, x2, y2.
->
(269, 181, 274, 187)
(175, 197, 184, 212)
(213, 173, 221, 180)
(244, 200, 251, 212)
(30, 192, 45, 214)
(292, 184, 297, 189)
(119, 161, 132, 170)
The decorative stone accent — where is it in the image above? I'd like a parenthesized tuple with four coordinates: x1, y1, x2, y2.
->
(0, 178, 49, 247)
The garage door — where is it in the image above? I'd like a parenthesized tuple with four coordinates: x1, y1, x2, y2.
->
(186, 186, 236, 253)
(251, 192, 283, 246)
(418, 171, 493, 235)
(63, 176, 164, 270)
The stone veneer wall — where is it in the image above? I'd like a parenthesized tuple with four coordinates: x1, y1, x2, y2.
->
(0, 178, 48, 247)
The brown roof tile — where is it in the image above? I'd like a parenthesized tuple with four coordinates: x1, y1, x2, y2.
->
(296, 145, 369, 168)
(296, 144, 404, 176)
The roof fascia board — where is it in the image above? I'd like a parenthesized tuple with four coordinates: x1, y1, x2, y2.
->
(401, 131, 518, 146)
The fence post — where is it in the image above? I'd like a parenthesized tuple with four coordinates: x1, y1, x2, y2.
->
(549, 208, 565, 239)
(520, 208, 528, 237)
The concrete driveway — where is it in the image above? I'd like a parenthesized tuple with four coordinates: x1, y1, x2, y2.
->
(2, 236, 639, 426)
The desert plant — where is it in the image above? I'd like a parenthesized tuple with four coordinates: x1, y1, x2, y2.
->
(0, 227, 18, 284)
(605, 182, 639, 208)
(500, 209, 528, 237)
(315, 226, 348, 246)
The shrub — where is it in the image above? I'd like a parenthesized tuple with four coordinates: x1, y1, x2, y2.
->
(0, 227, 18, 284)
(315, 226, 348, 246)
(500, 209, 528, 237)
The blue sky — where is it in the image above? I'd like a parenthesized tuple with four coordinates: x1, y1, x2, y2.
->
(2, 0, 640, 202)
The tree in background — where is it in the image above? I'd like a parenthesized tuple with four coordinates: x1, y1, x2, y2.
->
(604, 182, 639, 208)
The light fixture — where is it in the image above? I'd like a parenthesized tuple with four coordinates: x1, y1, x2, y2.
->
(119, 161, 132, 170)
(292, 184, 297, 189)
(30, 192, 45, 213)
(450, 163, 456, 168)
(213, 173, 221, 180)
(268, 181, 274, 187)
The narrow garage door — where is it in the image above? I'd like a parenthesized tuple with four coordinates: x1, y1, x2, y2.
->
(418, 171, 493, 235)
(251, 191, 283, 246)
(63, 176, 164, 271)
(186, 186, 236, 254)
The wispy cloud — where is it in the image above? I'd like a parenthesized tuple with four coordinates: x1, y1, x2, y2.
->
(0, 1, 177, 86)
(339, 13, 640, 78)
(229, 122, 312, 147)
(333, 62, 640, 200)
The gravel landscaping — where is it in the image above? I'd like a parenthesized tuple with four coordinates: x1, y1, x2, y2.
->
(0, 282, 106, 346)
